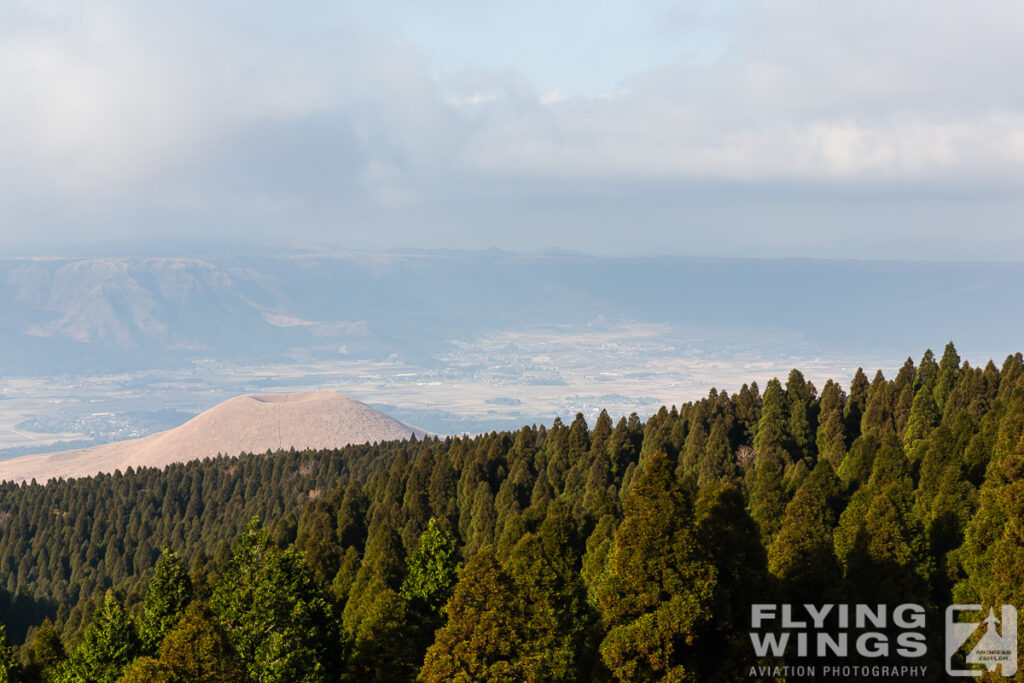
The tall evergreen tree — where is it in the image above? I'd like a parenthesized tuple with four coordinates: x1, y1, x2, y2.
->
(785, 369, 816, 465)
(904, 385, 941, 451)
(694, 483, 770, 681)
(954, 438, 1024, 614)
(26, 619, 65, 683)
(419, 549, 530, 683)
(768, 462, 842, 604)
(401, 518, 461, 657)
(755, 379, 788, 457)
(747, 421, 789, 543)
(296, 498, 342, 585)
(345, 581, 417, 683)
(844, 368, 870, 443)
(916, 349, 939, 391)
(504, 503, 593, 682)
(816, 406, 847, 469)
(138, 549, 194, 654)
(63, 591, 140, 683)
(595, 452, 717, 681)
(861, 370, 894, 438)
(157, 602, 244, 683)
(211, 519, 333, 683)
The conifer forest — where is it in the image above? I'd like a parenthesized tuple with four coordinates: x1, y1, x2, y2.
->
(0, 343, 1022, 681)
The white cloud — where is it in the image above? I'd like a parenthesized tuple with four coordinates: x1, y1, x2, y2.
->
(1, 0, 1024, 254)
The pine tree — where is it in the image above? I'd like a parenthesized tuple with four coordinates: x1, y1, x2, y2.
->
(139, 549, 194, 654)
(904, 385, 941, 451)
(861, 370, 894, 438)
(893, 381, 915, 438)
(337, 482, 369, 553)
(26, 619, 65, 683)
(916, 349, 939, 391)
(211, 519, 333, 683)
(607, 416, 641, 479)
(296, 498, 341, 585)
(747, 422, 788, 543)
(401, 518, 461, 655)
(756, 379, 788, 457)
(837, 435, 879, 493)
(346, 581, 417, 683)
(64, 591, 141, 683)
(581, 514, 617, 598)
(953, 437, 1024, 613)
(844, 368, 870, 443)
(582, 448, 617, 521)
(466, 483, 497, 555)
(694, 482, 770, 681)
(157, 602, 244, 683)
(847, 493, 929, 606)
(785, 369, 816, 465)
(595, 452, 717, 681)
(342, 519, 415, 680)
(733, 382, 761, 446)
(677, 419, 708, 484)
(768, 462, 842, 604)
(696, 417, 736, 490)
(914, 426, 973, 565)
(504, 503, 593, 682)
(816, 406, 847, 469)
(331, 546, 362, 605)
(834, 439, 930, 606)
(419, 549, 530, 683)
(343, 520, 406, 632)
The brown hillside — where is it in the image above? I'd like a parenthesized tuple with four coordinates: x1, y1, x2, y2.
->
(0, 390, 428, 483)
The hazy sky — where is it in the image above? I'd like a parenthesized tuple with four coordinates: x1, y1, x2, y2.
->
(2, 1, 1024, 259)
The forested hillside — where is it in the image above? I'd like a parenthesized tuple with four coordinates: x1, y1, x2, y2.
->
(0, 343, 1023, 681)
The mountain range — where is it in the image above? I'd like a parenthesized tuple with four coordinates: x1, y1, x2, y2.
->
(2, 249, 1024, 375)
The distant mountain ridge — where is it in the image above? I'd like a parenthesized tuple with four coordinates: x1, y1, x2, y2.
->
(0, 390, 428, 483)
(2, 250, 1024, 374)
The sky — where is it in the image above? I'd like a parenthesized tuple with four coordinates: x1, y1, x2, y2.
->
(1, 1, 1024, 259)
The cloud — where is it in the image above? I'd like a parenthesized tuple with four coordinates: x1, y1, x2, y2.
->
(0, 1, 1023, 256)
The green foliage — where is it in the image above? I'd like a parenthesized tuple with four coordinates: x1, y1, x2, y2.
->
(904, 384, 941, 449)
(0, 625, 19, 683)
(755, 379, 787, 457)
(419, 549, 530, 683)
(115, 657, 176, 683)
(26, 619, 66, 683)
(0, 442, 416, 642)
(747, 427, 788, 543)
(401, 519, 460, 632)
(63, 592, 140, 683)
(138, 549, 193, 654)
(785, 369, 816, 464)
(210, 519, 333, 683)
(504, 503, 593, 681)
(815, 399, 846, 468)
(296, 499, 342, 585)
(0, 345, 1020, 681)
(694, 482, 770, 680)
(769, 462, 842, 604)
(157, 603, 244, 683)
(595, 452, 716, 681)
(861, 370, 895, 438)
(345, 580, 416, 683)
